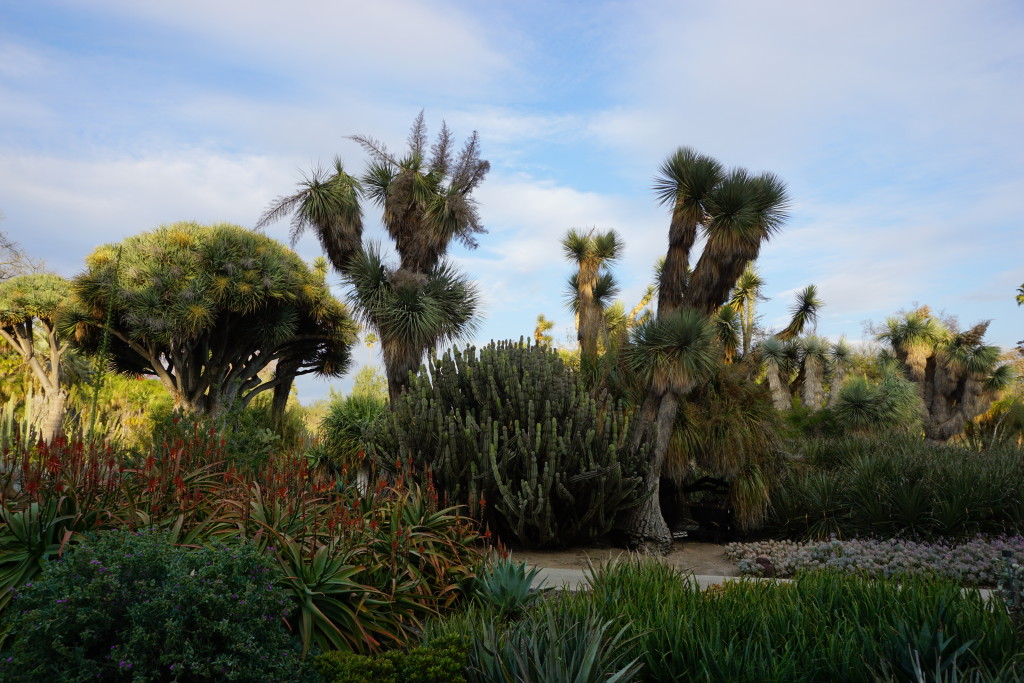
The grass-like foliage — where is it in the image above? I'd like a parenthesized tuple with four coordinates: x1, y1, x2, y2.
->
(726, 536, 1024, 587)
(772, 436, 1024, 540)
(0, 530, 307, 682)
(426, 596, 642, 683)
(1000, 557, 1024, 634)
(582, 559, 1023, 682)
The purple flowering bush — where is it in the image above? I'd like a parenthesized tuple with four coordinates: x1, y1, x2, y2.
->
(725, 535, 1024, 587)
(0, 530, 310, 682)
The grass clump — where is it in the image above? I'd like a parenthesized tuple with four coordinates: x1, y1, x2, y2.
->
(580, 559, 1022, 682)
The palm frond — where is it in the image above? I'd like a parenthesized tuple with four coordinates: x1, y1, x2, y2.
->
(777, 285, 823, 341)
(627, 308, 717, 395)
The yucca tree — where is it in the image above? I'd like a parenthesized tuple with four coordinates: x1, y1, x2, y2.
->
(799, 336, 830, 410)
(626, 310, 718, 549)
(533, 314, 556, 346)
(712, 304, 742, 363)
(626, 148, 790, 552)
(257, 113, 489, 402)
(827, 339, 853, 408)
(562, 228, 623, 365)
(729, 263, 766, 357)
(880, 307, 1015, 441)
(1017, 284, 1024, 306)
(776, 284, 823, 341)
(0, 273, 71, 442)
(758, 336, 792, 410)
(686, 171, 790, 314)
(652, 148, 723, 316)
(344, 245, 480, 402)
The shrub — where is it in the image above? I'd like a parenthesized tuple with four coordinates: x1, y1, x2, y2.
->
(467, 557, 549, 618)
(315, 635, 467, 683)
(426, 596, 642, 683)
(0, 530, 306, 682)
(151, 405, 288, 471)
(771, 436, 1024, 540)
(374, 340, 648, 548)
(726, 536, 1024, 587)
(583, 559, 1022, 682)
(0, 435, 485, 657)
(311, 393, 387, 472)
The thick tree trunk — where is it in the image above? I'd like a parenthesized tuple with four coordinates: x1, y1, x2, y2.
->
(578, 262, 601, 364)
(766, 364, 790, 411)
(625, 392, 678, 554)
(657, 212, 698, 317)
(383, 340, 424, 405)
(828, 365, 847, 408)
(271, 377, 294, 431)
(802, 357, 824, 410)
(38, 389, 67, 444)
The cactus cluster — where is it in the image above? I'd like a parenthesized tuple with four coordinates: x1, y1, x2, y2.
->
(374, 339, 648, 548)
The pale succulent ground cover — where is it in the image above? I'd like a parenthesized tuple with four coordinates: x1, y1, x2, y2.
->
(725, 535, 1024, 587)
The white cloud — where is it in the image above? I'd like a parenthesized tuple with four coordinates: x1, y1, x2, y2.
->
(67, 0, 516, 99)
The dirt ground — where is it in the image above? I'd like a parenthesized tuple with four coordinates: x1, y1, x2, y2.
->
(510, 541, 740, 577)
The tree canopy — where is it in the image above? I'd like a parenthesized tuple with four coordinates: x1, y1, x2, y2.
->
(0, 273, 72, 441)
(63, 222, 357, 415)
(257, 113, 487, 402)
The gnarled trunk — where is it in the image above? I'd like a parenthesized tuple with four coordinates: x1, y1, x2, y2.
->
(624, 392, 678, 554)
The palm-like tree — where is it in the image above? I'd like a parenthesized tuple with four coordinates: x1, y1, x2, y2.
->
(562, 228, 623, 365)
(799, 336, 830, 410)
(652, 148, 723, 316)
(626, 310, 718, 549)
(729, 263, 766, 357)
(880, 307, 1015, 441)
(534, 314, 556, 346)
(686, 171, 790, 314)
(776, 285, 823, 341)
(257, 114, 489, 402)
(626, 148, 790, 552)
(255, 159, 364, 274)
(712, 304, 742, 363)
(1017, 284, 1024, 306)
(758, 336, 792, 410)
(827, 339, 853, 408)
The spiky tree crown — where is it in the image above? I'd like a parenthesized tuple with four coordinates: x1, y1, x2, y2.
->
(64, 222, 356, 395)
(0, 274, 70, 326)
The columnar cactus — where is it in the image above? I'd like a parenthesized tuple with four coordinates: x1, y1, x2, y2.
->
(374, 339, 648, 548)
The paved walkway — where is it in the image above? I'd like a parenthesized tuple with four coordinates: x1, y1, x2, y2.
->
(530, 566, 995, 600)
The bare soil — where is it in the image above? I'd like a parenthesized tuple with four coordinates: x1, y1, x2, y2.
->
(510, 541, 740, 577)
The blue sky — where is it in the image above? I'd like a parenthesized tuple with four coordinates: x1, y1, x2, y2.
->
(2, 0, 1023, 401)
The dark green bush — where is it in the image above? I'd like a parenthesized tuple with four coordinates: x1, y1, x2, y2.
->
(151, 405, 282, 471)
(374, 340, 648, 548)
(0, 530, 306, 682)
(772, 435, 1024, 540)
(310, 393, 387, 472)
(315, 635, 467, 683)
